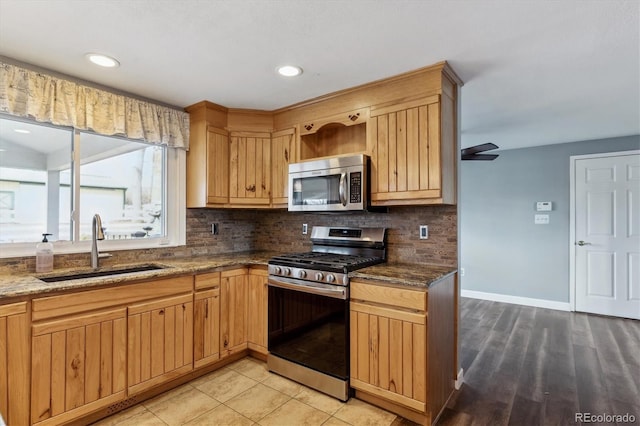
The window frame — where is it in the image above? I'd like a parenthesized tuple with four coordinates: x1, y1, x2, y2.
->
(0, 116, 186, 258)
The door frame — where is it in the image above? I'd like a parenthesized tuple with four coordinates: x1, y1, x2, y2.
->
(569, 149, 640, 312)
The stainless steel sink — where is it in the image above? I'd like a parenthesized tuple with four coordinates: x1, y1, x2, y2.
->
(39, 264, 167, 282)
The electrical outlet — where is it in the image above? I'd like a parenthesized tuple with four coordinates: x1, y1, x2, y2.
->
(419, 225, 428, 239)
(211, 223, 219, 235)
(302, 223, 308, 235)
(460, 267, 465, 276)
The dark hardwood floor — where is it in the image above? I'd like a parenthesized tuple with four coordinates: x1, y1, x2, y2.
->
(436, 297, 640, 426)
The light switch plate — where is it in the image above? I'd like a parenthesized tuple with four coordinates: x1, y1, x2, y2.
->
(419, 225, 428, 239)
(534, 214, 550, 225)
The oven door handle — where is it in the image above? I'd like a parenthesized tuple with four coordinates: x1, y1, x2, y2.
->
(339, 172, 347, 206)
(268, 277, 347, 300)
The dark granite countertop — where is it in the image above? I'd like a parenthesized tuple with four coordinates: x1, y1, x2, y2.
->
(350, 262, 457, 289)
(0, 251, 279, 300)
(0, 251, 456, 301)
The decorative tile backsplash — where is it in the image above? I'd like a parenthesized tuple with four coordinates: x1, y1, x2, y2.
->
(0, 206, 456, 273)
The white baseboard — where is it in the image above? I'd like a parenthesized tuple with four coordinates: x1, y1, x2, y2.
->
(455, 368, 464, 390)
(461, 289, 571, 311)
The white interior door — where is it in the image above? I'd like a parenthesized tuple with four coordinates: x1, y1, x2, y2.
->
(574, 152, 640, 319)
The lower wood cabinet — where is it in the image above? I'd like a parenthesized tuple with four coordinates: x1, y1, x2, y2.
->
(349, 276, 456, 426)
(127, 293, 194, 395)
(18, 267, 273, 425)
(247, 266, 268, 354)
(194, 273, 221, 368)
(220, 268, 248, 358)
(0, 302, 29, 426)
(350, 282, 427, 413)
(30, 308, 127, 425)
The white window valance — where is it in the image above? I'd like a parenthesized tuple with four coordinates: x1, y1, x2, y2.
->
(0, 61, 189, 149)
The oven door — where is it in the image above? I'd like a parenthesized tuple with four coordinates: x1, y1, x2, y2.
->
(268, 276, 349, 381)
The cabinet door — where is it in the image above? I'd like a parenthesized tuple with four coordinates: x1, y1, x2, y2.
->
(206, 126, 230, 205)
(31, 308, 127, 425)
(271, 128, 297, 207)
(350, 301, 427, 413)
(229, 132, 271, 206)
(0, 302, 29, 426)
(220, 268, 248, 358)
(127, 294, 193, 395)
(368, 95, 445, 205)
(247, 267, 268, 354)
(194, 288, 221, 368)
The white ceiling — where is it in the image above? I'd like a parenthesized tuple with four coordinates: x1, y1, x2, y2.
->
(0, 0, 638, 151)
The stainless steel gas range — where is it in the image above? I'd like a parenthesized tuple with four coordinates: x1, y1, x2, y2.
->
(267, 226, 387, 401)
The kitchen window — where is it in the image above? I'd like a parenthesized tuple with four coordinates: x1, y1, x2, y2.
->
(0, 116, 186, 257)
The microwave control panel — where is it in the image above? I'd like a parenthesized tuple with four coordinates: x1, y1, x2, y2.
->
(349, 172, 362, 203)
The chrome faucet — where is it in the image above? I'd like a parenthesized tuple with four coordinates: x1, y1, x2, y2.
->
(91, 214, 110, 269)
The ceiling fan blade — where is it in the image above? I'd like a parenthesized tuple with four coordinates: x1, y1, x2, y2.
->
(461, 142, 499, 156)
(462, 153, 499, 161)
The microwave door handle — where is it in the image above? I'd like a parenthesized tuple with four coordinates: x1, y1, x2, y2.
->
(339, 173, 347, 206)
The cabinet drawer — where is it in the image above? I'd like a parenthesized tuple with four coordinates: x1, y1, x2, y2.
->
(350, 280, 426, 311)
(195, 272, 221, 290)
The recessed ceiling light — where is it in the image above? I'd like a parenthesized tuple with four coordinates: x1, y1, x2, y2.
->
(86, 53, 120, 68)
(14, 129, 30, 134)
(277, 65, 303, 77)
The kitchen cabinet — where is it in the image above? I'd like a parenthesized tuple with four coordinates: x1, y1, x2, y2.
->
(28, 274, 194, 425)
(271, 128, 297, 207)
(187, 62, 460, 209)
(193, 272, 221, 368)
(30, 308, 127, 426)
(247, 266, 268, 354)
(350, 275, 456, 425)
(350, 281, 427, 413)
(298, 108, 368, 161)
(0, 302, 29, 426)
(229, 131, 271, 207)
(127, 293, 193, 395)
(220, 268, 248, 358)
(368, 95, 456, 205)
(186, 101, 230, 208)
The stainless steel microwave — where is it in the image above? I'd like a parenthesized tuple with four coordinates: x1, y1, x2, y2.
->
(288, 154, 369, 212)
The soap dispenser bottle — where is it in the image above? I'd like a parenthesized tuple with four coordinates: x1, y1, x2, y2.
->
(36, 233, 54, 273)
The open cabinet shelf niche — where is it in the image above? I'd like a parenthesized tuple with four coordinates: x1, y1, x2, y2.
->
(300, 122, 367, 161)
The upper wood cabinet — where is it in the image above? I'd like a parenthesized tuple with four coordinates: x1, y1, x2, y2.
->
(229, 131, 271, 207)
(271, 128, 297, 208)
(186, 101, 230, 208)
(186, 61, 462, 208)
(0, 302, 29, 426)
(368, 95, 456, 205)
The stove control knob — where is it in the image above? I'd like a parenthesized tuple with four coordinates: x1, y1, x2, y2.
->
(315, 272, 324, 281)
(326, 274, 335, 283)
(273, 266, 282, 274)
(282, 267, 291, 276)
(298, 270, 307, 279)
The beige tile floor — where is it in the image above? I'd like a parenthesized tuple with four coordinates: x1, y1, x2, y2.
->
(93, 357, 406, 426)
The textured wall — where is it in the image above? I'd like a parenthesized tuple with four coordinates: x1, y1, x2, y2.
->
(0, 205, 456, 273)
